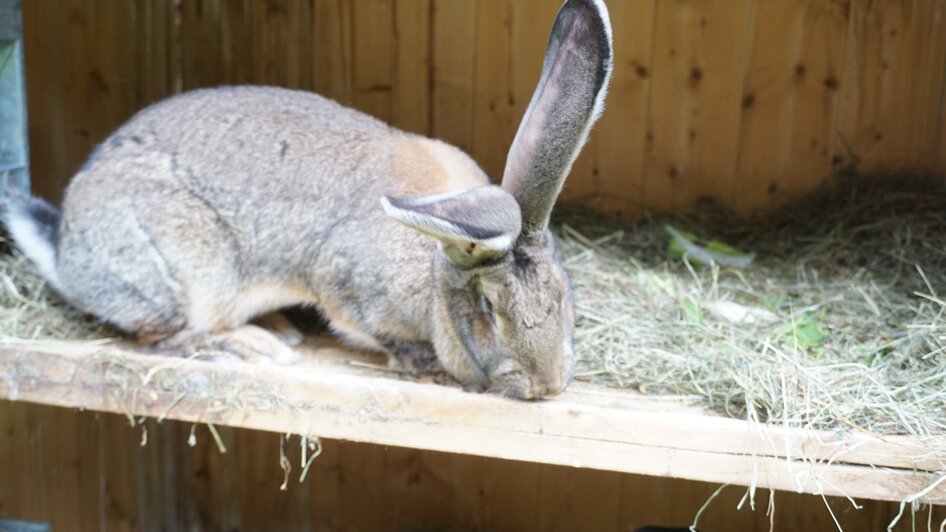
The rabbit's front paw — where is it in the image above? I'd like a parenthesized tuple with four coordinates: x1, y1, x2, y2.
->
(154, 325, 301, 365)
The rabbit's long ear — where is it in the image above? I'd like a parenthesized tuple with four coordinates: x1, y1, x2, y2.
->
(501, 0, 613, 245)
(381, 185, 522, 268)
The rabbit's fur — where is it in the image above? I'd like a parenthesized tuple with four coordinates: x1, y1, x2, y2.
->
(5, 0, 612, 399)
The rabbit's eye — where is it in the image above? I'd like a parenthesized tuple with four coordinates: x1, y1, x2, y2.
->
(479, 294, 494, 319)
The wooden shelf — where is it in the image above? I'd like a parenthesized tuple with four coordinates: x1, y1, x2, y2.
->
(0, 338, 944, 505)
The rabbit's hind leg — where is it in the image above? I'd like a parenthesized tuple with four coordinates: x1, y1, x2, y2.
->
(253, 312, 305, 347)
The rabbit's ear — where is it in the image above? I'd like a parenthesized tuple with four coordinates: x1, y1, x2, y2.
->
(381, 185, 522, 268)
(501, 0, 613, 245)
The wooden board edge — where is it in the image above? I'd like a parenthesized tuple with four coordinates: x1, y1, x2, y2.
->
(0, 341, 943, 505)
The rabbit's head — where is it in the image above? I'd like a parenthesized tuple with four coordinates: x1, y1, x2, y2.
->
(382, 0, 612, 399)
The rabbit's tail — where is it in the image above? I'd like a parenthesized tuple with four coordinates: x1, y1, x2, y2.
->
(3, 193, 62, 289)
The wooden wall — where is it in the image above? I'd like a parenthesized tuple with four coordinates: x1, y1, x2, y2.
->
(20, 0, 946, 214)
(1, 401, 943, 531)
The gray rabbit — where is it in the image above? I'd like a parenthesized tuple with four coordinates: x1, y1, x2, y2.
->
(5, 0, 613, 399)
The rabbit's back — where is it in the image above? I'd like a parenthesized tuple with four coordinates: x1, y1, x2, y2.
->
(56, 86, 488, 339)
(78, 86, 394, 199)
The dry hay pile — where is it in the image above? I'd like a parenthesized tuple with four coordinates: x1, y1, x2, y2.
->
(557, 177, 946, 441)
(2, 178, 946, 442)
(0, 236, 113, 342)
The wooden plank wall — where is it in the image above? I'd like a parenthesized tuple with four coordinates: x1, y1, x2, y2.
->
(1, 401, 943, 531)
(20, 0, 946, 214)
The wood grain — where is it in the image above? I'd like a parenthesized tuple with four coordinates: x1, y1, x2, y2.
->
(470, 0, 515, 183)
(391, 0, 432, 135)
(835, 0, 946, 175)
(429, 0, 476, 154)
(0, 339, 943, 507)
(21, 0, 946, 212)
(1, 401, 943, 530)
(350, 0, 395, 123)
(734, 0, 848, 211)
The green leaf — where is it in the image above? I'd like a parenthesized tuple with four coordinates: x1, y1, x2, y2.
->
(682, 297, 703, 324)
(706, 239, 747, 257)
(781, 312, 828, 348)
(663, 225, 754, 268)
(664, 226, 699, 260)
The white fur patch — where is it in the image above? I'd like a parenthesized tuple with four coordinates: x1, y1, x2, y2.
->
(5, 210, 61, 289)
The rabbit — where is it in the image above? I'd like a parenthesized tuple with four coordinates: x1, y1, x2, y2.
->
(4, 0, 613, 400)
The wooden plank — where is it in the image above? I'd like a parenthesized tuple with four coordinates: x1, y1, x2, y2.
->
(454, 456, 540, 531)
(21, 0, 68, 203)
(429, 0, 476, 153)
(642, 0, 754, 210)
(470, 0, 516, 182)
(21, 0, 946, 216)
(1, 338, 941, 475)
(0, 340, 943, 505)
(1, 404, 943, 529)
(42, 407, 99, 530)
(350, 0, 395, 123)
(189, 423, 243, 530)
(180, 0, 253, 89)
(536, 466, 620, 532)
(99, 414, 140, 531)
(134, 0, 175, 104)
(381, 446, 455, 529)
(312, 0, 353, 104)
(733, 0, 848, 212)
(251, 0, 310, 89)
(22, 0, 175, 204)
(835, 0, 946, 174)
(0, 401, 24, 520)
(390, 0, 431, 135)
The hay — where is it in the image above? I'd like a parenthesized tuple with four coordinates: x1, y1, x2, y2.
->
(0, 235, 114, 342)
(556, 176, 946, 440)
(2, 177, 946, 442)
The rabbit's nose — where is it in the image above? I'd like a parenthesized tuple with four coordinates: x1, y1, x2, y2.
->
(534, 374, 568, 399)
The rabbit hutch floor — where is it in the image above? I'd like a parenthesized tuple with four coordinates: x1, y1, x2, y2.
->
(1, 177, 946, 507)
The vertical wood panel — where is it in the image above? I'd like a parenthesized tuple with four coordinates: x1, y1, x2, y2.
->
(43, 408, 100, 530)
(351, 0, 395, 123)
(21, 0, 67, 202)
(0, 402, 40, 521)
(430, 0, 476, 153)
(99, 415, 140, 531)
(733, 1, 849, 211)
(391, 0, 431, 135)
(535, 466, 621, 532)
(642, 0, 754, 210)
(471, 0, 516, 182)
(21, 0, 946, 213)
(451, 455, 540, 531)
(835, 0, 946, 174)
(22, 0, 174, 204)
(252, 0, 312, 89)
(180, 0, 253, 89)
(312, 0, 353, 104)
(0, 402, 944, 530)
(380, 447, 455, 529)
(237, 428, 286, 530)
